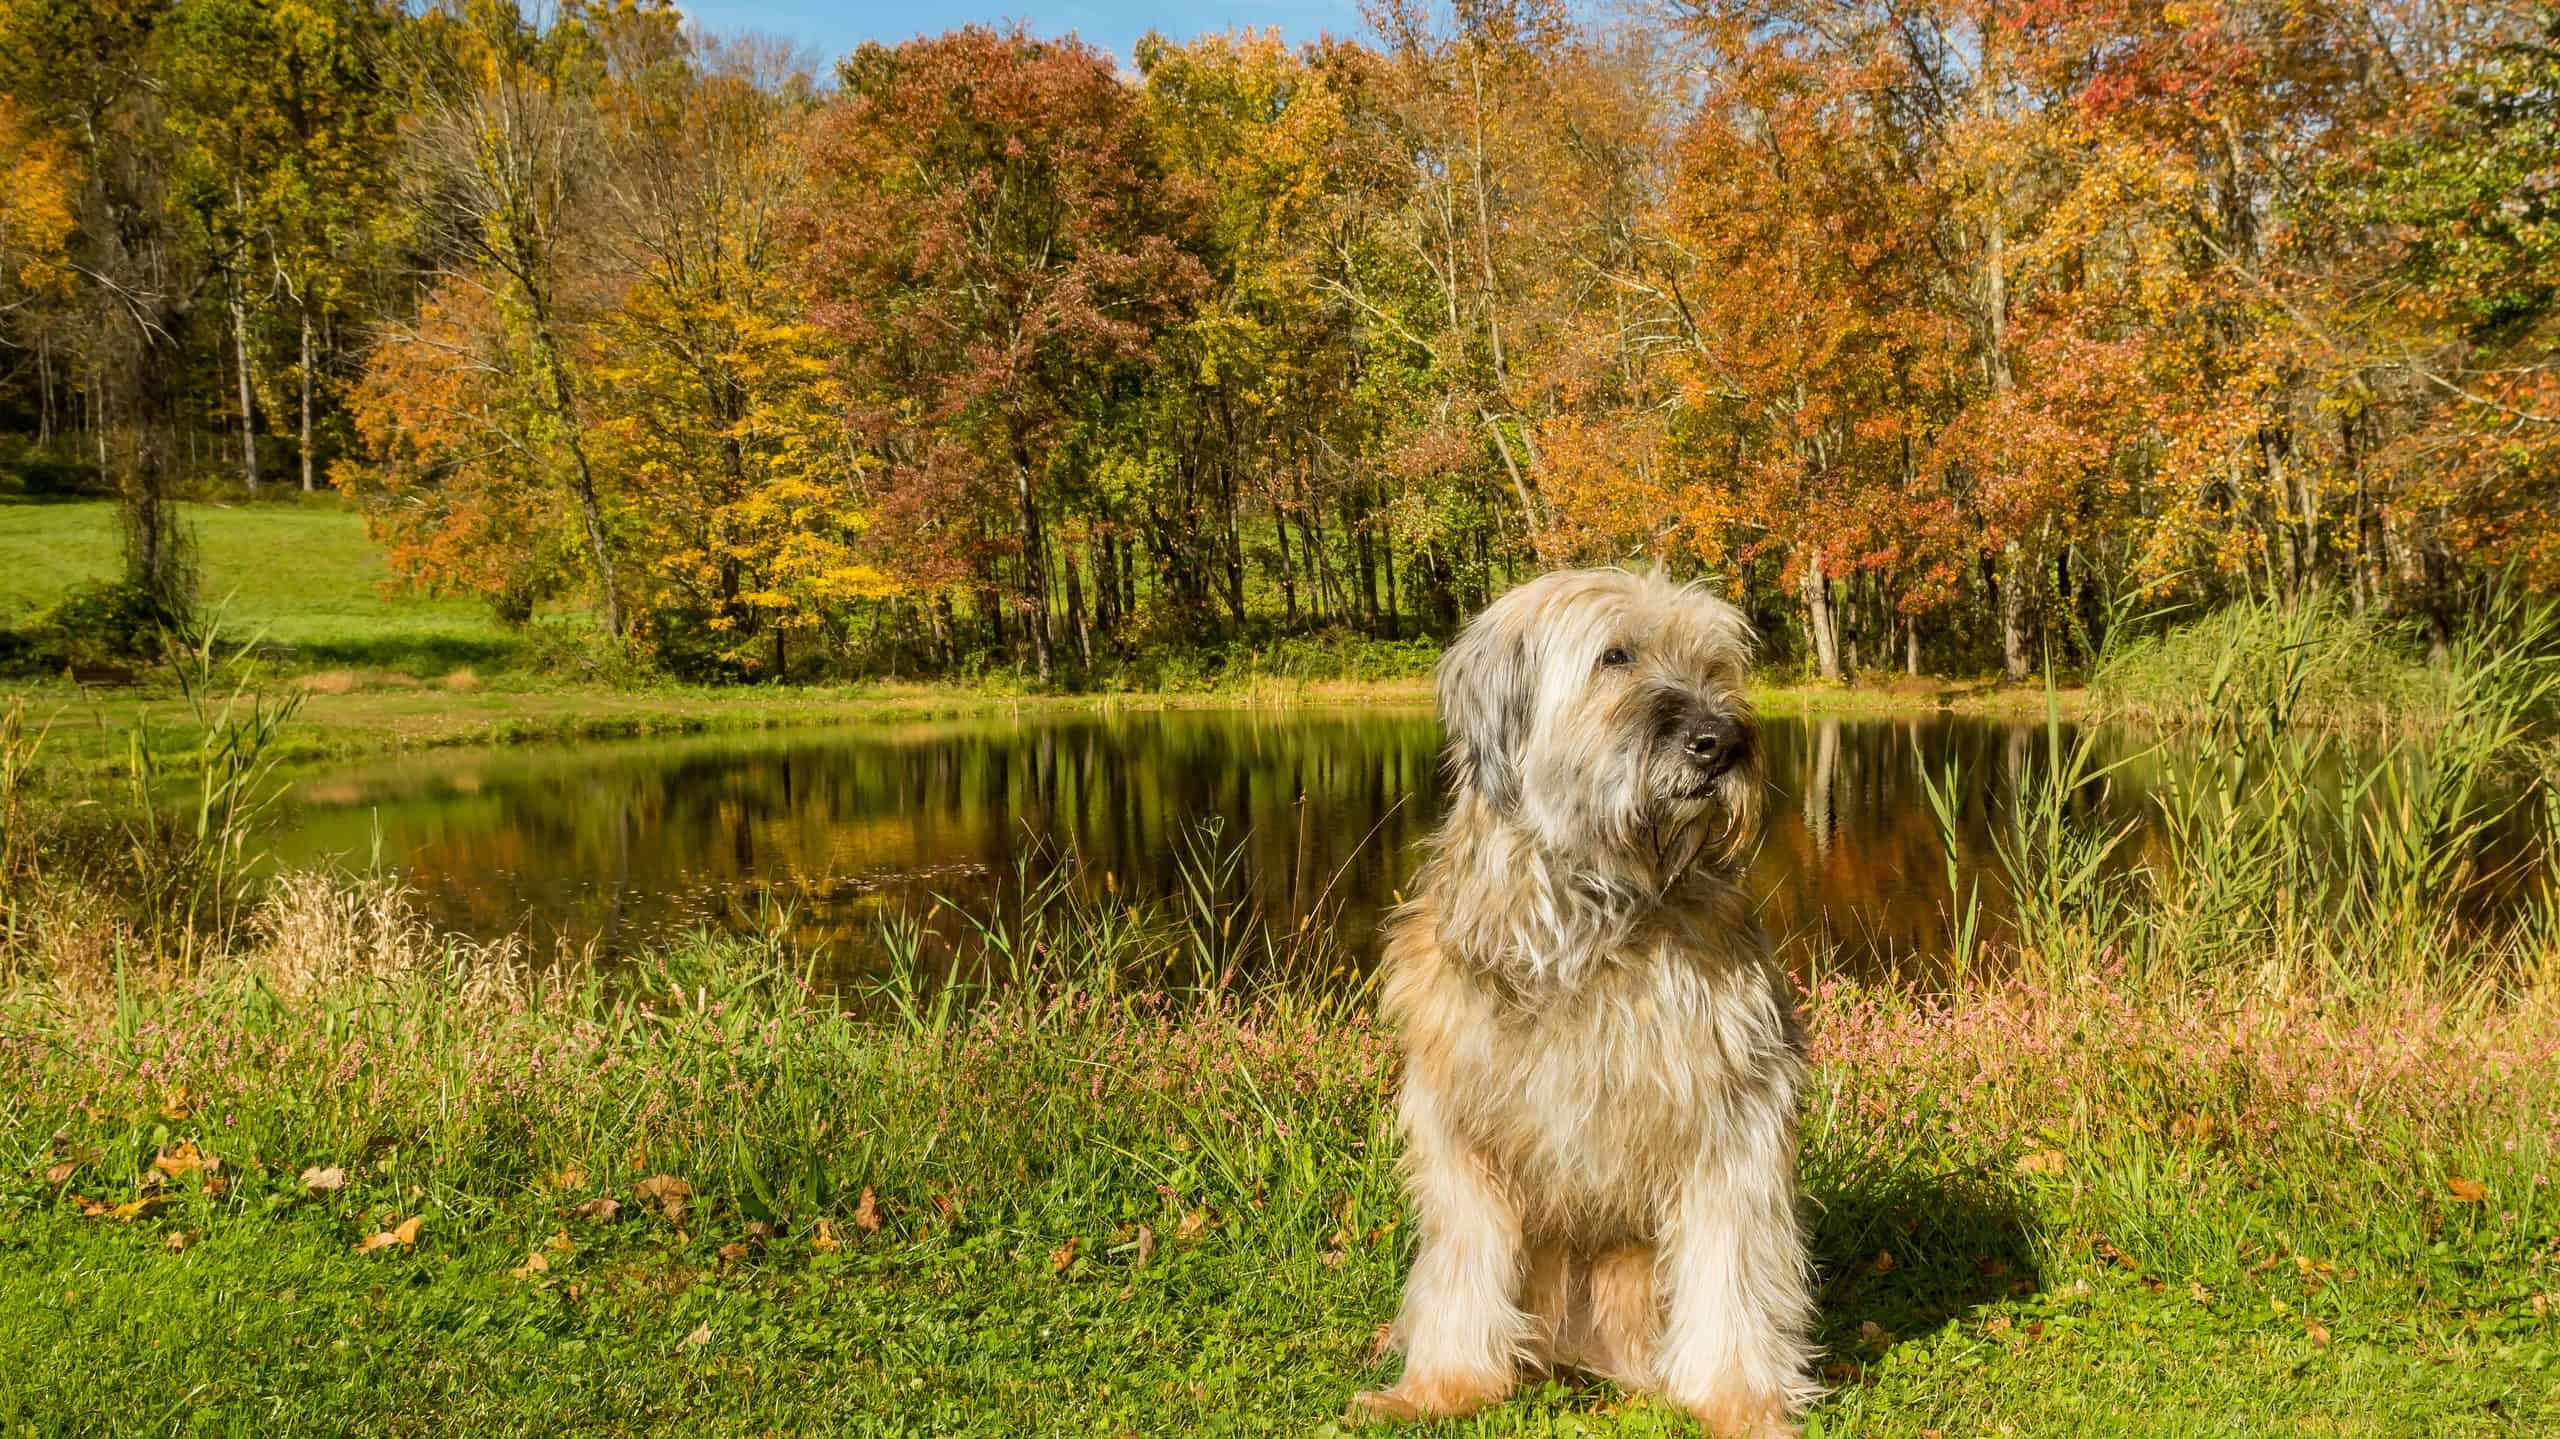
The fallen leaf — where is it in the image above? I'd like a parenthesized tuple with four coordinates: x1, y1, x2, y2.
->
(357, 1215, 423, 1252)
(852, 1187, 881, 1233)
(2305, 1319, 2331, 1346)
(718, 1242, 748, 1263)
(1175, 1208, 1208, 1241)
(153, 1142, 216, 1179)
(1856, 1320, 1891, 1350)
(1868, 1250, 1896, 1275)
(678, 1323, 712, 1352)
(164, 1230, 194, 1253)
(545, 1228, 574, 1252)
(299, 1165, 347, 1194)
(511, 1250, 550, 1278)
(1133, 1223, 1156, 1270)
(42, 1159, 76, 1187)
(571, 1196, 621, 1223)
(2447, 1177, 2487, 1204)
(1050, 1236, 1080, 1274)
(548, 1163, 589, 1190)
(634, 1174, 691, 1222)
(107, 1196, 169, 1223)
(2189, 1281, 2215, 1305)
(810, 1219, 840, 1254)
(2013, 1149, 2067, 1176)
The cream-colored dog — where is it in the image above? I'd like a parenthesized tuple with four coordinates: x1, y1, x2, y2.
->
(1350, 569, 1815, 1436)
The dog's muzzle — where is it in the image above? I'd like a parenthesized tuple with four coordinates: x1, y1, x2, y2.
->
(1680, 714, 1747, 781)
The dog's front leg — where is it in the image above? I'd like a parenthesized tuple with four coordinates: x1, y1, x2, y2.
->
(1348, 1075, 1527, 1423)
(1653, 1105, 1816, 1438)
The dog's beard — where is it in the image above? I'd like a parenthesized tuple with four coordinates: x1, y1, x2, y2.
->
(1636, 754, 1761, 884)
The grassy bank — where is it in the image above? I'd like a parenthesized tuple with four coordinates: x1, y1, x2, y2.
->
(6, 670, 2089, 776)
(1, 870, 2552, 1436)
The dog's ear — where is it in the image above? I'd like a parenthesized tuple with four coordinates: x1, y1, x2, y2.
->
(1437, 605, 1531, 811)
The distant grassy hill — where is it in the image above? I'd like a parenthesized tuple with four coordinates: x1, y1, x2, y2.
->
(0, 498, 517, 673)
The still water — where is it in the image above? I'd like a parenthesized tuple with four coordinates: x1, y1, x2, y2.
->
(268, 707, 2152, 978)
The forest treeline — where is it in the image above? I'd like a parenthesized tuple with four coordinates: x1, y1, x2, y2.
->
(1, 0, 2555, 683)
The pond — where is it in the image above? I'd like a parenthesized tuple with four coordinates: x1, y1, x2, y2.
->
(268, 706, 2171, 981)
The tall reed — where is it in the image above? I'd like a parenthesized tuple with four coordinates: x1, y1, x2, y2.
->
(1962, 587, 2560, 999)
(121, 614, 305, 964)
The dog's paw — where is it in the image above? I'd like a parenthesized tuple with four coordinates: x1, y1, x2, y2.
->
(1680, 1391, 1798, 1439)
(1343, 1374, 1506, 1424)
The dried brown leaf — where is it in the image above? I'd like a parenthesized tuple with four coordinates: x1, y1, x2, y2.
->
(357, 1215, 422, 1252)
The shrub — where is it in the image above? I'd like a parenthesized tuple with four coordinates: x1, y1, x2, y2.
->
(1, 579, 174, 676)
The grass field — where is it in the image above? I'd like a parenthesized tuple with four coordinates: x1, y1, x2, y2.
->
(1, 876, 2551, 1437)
(0, 497, 520, 672)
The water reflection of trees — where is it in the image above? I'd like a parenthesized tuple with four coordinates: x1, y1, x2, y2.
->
(271, 714, 2187, 980)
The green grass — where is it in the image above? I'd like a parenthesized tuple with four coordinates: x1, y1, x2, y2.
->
(2092, 592, 2444, 731)
(0, 497, 519, 672)
(0, 873, 2551, 1438)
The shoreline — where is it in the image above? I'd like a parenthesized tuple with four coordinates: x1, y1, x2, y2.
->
(7, 672, 2093, 774)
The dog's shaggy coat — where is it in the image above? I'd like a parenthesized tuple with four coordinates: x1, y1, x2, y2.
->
(1350, 570, 1816, 1436)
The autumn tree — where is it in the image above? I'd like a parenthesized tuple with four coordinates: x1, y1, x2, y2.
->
(801, 26, 1208, 683)
(590, 31, 887, 676)
(0, 0, 225, 618)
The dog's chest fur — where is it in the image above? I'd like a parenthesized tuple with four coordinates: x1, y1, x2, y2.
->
(1384, 884, 1800, 1243)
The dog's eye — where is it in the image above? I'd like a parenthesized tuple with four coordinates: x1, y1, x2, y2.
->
(1600, 646, 1632, 668)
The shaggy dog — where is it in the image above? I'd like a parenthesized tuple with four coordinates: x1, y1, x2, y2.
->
(1349, 569, 1815, 1436)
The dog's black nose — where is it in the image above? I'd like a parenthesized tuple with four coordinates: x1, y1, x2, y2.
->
(1683, 715, 1746, 774)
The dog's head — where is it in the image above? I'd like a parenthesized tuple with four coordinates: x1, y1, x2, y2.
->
(1437, 569, 1762, 879)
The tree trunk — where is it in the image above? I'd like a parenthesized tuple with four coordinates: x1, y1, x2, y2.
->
(1273, 508, 1298, 626)
(231, 281, 261, 493)
(110, 306, 195, 622)
(1381, 530, 1400, 640)
(1010, 441, 1054, 685)
(298, 305, 316, 492)
(1905, 609, 1921, 677)
(1801, 550, 1841, 681)
(2000, 544, 2033, 683)
(1064, 539, 1092, 671)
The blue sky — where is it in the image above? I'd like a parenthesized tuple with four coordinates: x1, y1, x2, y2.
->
(674, 0, 1376, 68)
